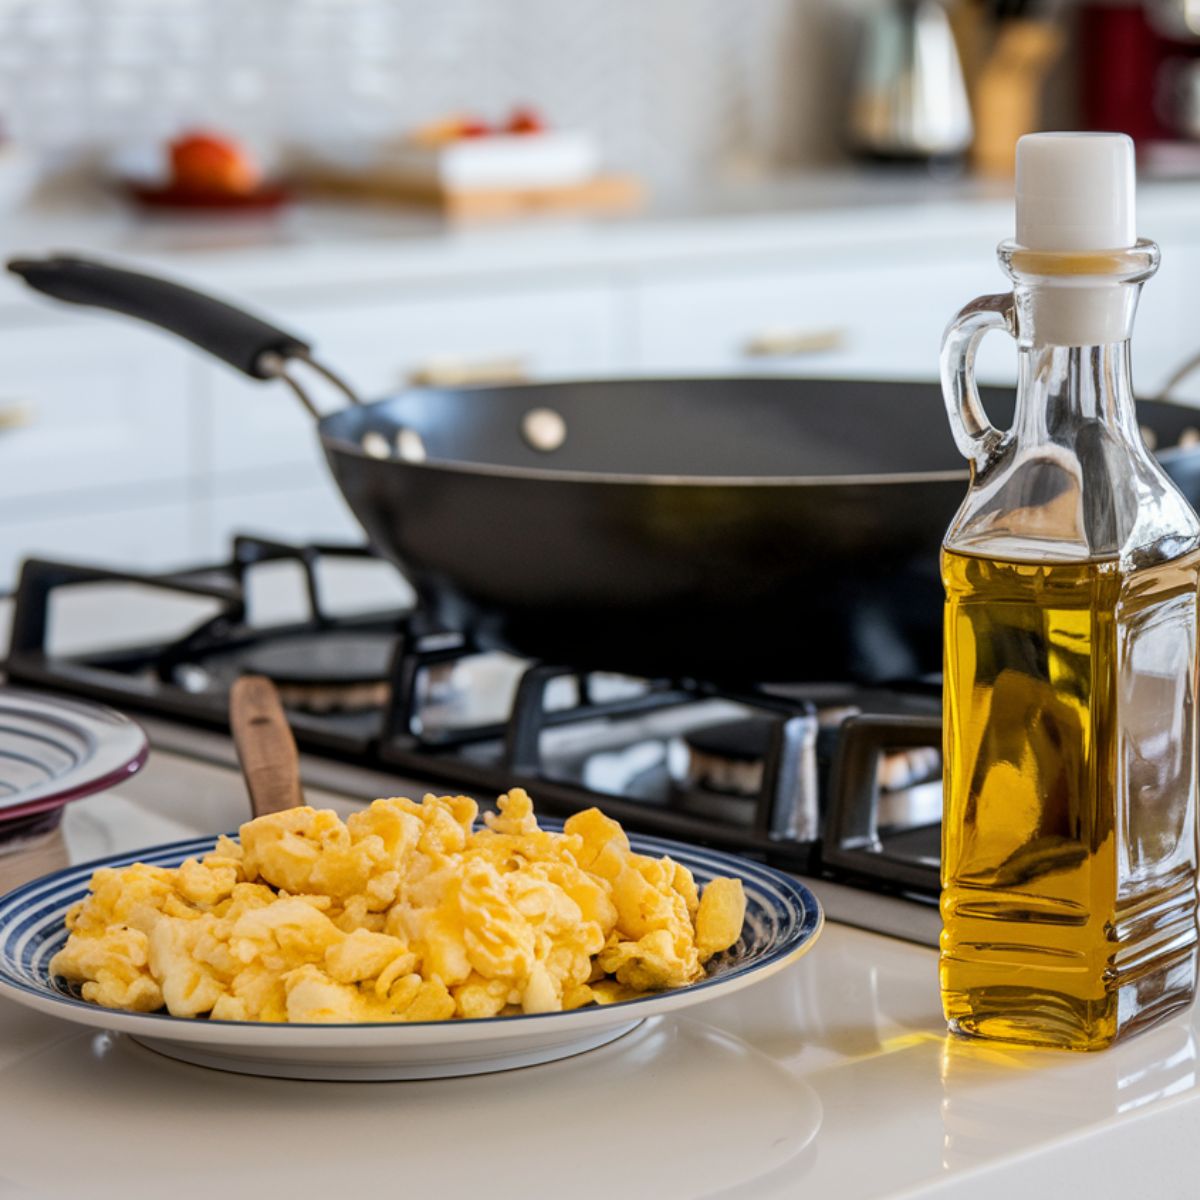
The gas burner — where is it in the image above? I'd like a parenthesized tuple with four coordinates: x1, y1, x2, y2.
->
(673, 711, 941, 831)
(238, 631, 398, 713)
(675, 717, 774, 797)
(172, 630, 401, 714)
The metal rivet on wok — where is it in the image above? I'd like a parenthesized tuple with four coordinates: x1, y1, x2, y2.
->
(361, 430, 391, 459)
(395, 428, 427, 462)
(521, 407, 567, 452)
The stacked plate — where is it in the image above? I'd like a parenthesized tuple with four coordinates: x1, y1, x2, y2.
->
(0, 687, 148, 829)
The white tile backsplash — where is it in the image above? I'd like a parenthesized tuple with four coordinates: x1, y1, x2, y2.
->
(0, 0, 864, 184)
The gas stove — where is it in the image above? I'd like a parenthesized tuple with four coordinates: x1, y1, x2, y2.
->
(4, 536, 945, 943)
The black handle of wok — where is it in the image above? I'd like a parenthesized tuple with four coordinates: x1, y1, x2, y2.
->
(6, 254, 310, 379)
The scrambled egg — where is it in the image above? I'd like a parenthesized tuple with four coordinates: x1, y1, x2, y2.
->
(50, 790, 746, 1023)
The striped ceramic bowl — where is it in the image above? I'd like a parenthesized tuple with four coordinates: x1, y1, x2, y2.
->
(0, 825, 823, 1081)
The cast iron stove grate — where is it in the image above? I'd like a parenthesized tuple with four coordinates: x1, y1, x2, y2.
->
(4, 536, 943, 899)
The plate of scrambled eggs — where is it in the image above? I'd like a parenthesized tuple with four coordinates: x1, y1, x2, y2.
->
(0, 789, 822, 1080)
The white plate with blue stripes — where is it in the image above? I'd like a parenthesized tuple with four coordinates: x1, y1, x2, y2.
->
(0, 828, 822, 1081)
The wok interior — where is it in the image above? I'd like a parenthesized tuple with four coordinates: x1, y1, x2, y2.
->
(322, 378, 965, 477)
(319, 378, 1195, 479)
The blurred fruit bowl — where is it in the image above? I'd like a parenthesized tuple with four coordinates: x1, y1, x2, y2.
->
(126, 179, 290, 211)
(115, 131, 290, 211)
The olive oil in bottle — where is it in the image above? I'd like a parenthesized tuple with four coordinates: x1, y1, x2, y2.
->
(938, 133, 1200, 1050)
(941, 548, 1200, 1049)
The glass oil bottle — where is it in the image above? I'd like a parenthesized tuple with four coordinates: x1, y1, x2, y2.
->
(939, 133, 1200, 1051)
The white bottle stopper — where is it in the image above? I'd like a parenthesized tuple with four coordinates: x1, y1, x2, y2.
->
(1013, 132, 1138, 345)
(1016, 132, 1136, 251)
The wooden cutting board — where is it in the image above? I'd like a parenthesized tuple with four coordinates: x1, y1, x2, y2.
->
(303, 169, 644, 220)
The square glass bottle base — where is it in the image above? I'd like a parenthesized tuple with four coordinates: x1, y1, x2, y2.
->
(941, 942, 1198, 1052)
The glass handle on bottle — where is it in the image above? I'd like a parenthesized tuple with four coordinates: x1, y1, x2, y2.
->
(940, 292, 1016, 473)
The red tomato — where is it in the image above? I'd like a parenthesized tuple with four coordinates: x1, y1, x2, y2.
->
(170, 132, 260, 194)
(506, 106, 546, 135)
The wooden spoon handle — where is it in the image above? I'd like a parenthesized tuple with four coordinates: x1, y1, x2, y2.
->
(230, 675, 304, 818)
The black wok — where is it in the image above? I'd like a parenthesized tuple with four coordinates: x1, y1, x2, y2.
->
(12, 254, 1200, 685)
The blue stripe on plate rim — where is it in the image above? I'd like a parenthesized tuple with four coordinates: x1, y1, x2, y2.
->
(0, 820, 822, 1030)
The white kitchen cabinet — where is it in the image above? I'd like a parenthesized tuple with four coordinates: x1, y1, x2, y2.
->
(0, 318, 195, 503)
(631, 255, 1007, 383)
(199, 475, 361, 559)
(631, 248, 1200, 394)
(197, 478, 416, 619)
(0, 314, 200, 588)
(201, 281, 624, 477)
(0, 489, 201, 585)
(1135, 237, 1200, 402)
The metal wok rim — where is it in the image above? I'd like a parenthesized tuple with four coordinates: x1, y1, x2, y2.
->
(321, 432, 1196, 489)
(320, 428, 973, 487)
(317, 377, 1198, 489)
(316, 374, 969, 487)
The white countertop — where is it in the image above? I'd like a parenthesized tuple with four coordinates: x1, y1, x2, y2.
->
(1, 170, 1198, 311)
(2, 749, 1199, 1200)
(4, 171, 1200, 1198)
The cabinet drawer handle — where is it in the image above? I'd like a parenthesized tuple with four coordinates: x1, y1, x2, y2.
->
(0, 403, 32, 432)
(743, 328, 846, 358)
(407, 356, 530, 388)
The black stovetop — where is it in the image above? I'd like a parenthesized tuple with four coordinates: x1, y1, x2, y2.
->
(4, 536, 943, 903)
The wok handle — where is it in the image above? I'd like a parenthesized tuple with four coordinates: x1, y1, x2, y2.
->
(6, 253, 310, 380)
(940, 292, 1016, 474)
